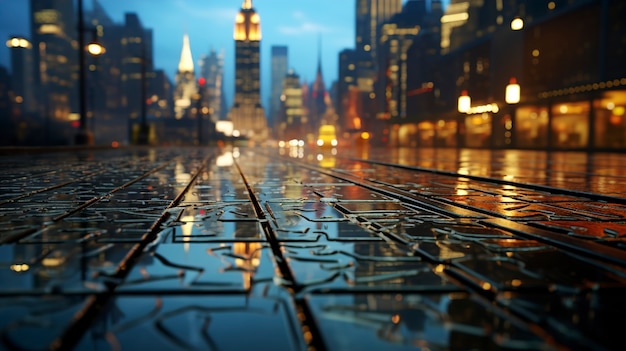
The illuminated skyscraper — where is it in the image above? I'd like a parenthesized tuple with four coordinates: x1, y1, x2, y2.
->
(280, 69, 305, 141)
(355, 0, 402, 61)
(30, 0, 76, 124)
(229, 0, 267, 140)
(174, 33, 197, 119)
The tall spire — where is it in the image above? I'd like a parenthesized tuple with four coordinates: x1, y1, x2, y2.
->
(316, 34, 322, 75)
(178, 33, 194, 72)
(242, 0, 253, 10)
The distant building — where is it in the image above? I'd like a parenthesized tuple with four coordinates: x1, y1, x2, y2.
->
(30, 0, 76, 135)
(6, 37, 36, 115)
(279, 69, 305, 141)
(270, 45, 288, 136)
(308, 44, 328, 134)
(376, 0, 427, 121)
(0, 66, 14, 145)
(229, 0, 267, 141)
(199, 49, 227, 122)
(174, 33, 197, 120)
(118, 13, 154, 143)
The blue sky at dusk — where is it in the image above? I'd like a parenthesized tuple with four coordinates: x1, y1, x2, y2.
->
(0, 0, 447, 105)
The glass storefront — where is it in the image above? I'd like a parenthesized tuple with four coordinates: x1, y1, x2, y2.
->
(515, 106, 549, 148)
(594, 91, 626, 150)
(464, 113, 491, 148)
(551, 101, 590, 149)
(436, 120, 458, 147)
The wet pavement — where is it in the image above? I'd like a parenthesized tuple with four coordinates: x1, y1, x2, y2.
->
(1, 145, 625, 351)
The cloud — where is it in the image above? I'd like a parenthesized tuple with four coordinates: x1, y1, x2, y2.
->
(277, 11, 335, 35)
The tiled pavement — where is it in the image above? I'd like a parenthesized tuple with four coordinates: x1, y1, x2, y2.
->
(1, 146, 625, 350)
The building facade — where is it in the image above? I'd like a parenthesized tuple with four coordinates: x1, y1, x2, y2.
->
(229, 0, 267, 141)
(401, 0, 626, 152)
(269, 46, 288, 136)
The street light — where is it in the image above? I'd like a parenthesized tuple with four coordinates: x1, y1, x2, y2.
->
(505, 77, 521, 104)
(458, 90, 471, 113)
(75, 0, 105, 145)
(510, 17, 524, 31)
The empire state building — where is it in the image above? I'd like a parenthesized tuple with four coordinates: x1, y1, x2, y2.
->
(229, 0, 267, 140)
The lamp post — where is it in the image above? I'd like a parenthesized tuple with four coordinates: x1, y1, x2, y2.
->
(137, 44, 151, 145)
(75, 0, 104, 145)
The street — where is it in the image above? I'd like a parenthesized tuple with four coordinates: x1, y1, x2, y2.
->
(1, 145, 625, 350)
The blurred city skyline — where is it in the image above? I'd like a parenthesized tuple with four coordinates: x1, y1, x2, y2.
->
(0, 0, 448, 105)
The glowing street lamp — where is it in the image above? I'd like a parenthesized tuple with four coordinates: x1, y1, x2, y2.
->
(87, 40, 105, 56)
(505, 77, 521, 104)
(510, 17, 524, 31)
(75, 0, 105, 145)
(458, 90, 471, 113)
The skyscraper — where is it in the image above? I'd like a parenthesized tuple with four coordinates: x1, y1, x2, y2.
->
(174, 33, 197, 119)
(229, 0, 267, 140)
(280, 69, 305, 141)
(200, 49, 227, 121)
(119, 13, 153, 143)
(355, 0, 403, 61)
(30, 0, 76, 125)
(269, 46, 288, 134)
(6, 37, 36, 115)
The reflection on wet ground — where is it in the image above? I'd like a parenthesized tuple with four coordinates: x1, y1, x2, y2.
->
(1, 146, 625, 350)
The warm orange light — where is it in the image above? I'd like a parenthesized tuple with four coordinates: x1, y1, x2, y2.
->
(505, 77, 520, 104)
(510, 17, 524, 31)
(458, 90, 471, 113)
(360, 132, 370, 140)
(87, 42, 105, 56)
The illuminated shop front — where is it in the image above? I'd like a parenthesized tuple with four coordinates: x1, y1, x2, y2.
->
(550, 101, 589, 149)
(512, 87, 626, 151)
(593, 91, 626, 149)
(514, 106, 548, 149)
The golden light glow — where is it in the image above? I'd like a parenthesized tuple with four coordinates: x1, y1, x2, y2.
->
(441, 12, 469, 23)
(510, 17, 524, 31)
(505, 77, 520, 104)
(10, 264, 30, 272)
(6, 37, 31, 48)
(42, 257, 65, 267)
(87, 42, 105, 56)
(458, 90, 471, 113)
(39, 24, 61, 35)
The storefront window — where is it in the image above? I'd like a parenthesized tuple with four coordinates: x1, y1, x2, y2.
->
(436, 120, 458, 147)
(397, 123, 419, 147)
(515, 106, 548, 148)
(594, 91, 626, 150)
(417, 121, 434, 147)
(551, 101, 589, 149)
(464, 113, 491, 148)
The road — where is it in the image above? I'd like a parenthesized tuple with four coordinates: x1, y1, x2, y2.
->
(1, 145, 625, 350)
